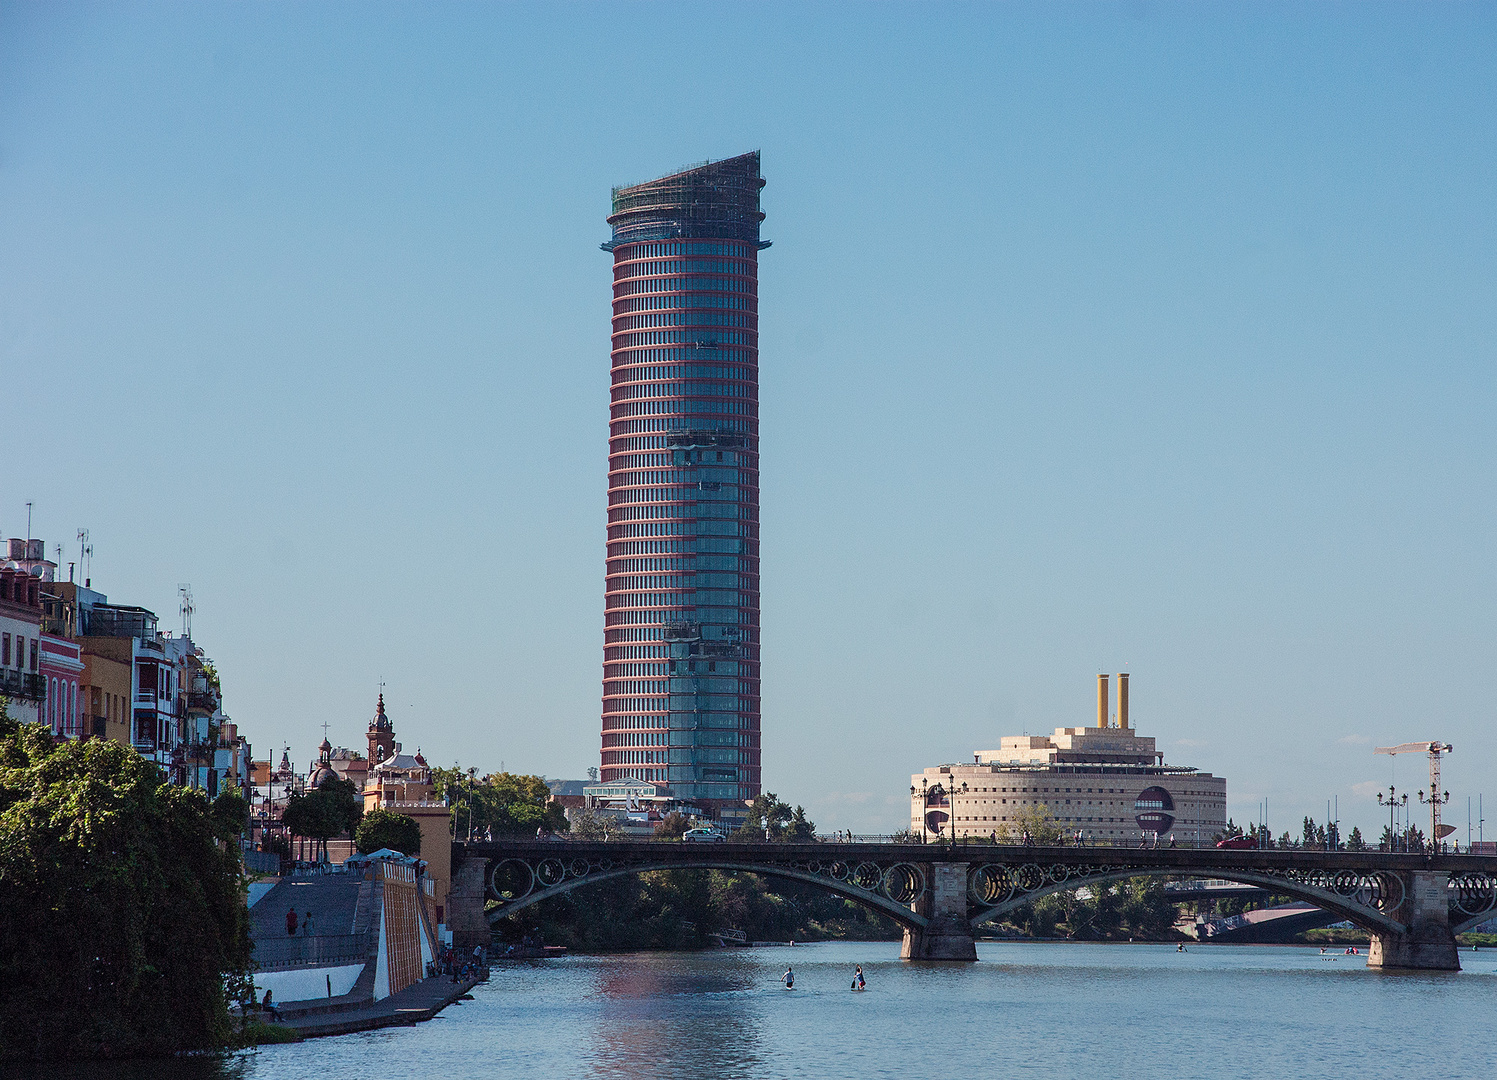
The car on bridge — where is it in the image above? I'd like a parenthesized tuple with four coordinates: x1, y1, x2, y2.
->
(682, 828, 726, 843)
(1216, 834, 1258, 849)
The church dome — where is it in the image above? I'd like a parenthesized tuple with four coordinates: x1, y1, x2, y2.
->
(369, 693, 393, 732)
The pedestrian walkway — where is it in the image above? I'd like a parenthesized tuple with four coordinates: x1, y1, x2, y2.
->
(251, 873, 363, 939)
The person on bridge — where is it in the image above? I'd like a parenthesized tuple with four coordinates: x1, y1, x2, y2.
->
(303, 911, 314, 936)
(285, 907, 298, 936)
(781, 967, 794, 990)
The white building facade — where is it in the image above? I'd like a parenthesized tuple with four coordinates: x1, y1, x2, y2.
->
(910, 675, 1227, 846)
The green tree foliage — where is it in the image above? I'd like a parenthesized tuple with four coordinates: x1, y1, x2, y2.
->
(355, 808, 422, 856)
(281, 776, 362, 848)
(1346, 826, 1365, 851)
(502, 869, 902, 952)
(430, 767, 568, 838)
(653, 811, 690, 839)
(995, 804, 1063, 845)
(735, 792, 815, 841)
(0, 721, 252, 1060)
(1011, 877, 1182, 941)
(568, 807, 622, 841)
(211, 786, 251, 839)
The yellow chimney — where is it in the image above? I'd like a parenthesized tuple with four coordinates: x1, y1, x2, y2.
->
(1117, 672, 1129, 729)
(1097, 674, 1110, 729)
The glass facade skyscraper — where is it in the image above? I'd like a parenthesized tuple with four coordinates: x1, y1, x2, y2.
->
(599, 152, 767, 820)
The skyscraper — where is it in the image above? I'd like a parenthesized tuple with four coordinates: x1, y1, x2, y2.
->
(599, 152, 767, 823)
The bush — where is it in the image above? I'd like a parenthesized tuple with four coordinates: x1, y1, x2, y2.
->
(235, 1020, 301, 1046)
(0, 720, 252, 1060)
(355, 808, 421, 856)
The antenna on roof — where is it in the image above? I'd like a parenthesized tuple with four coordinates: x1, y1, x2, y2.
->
(178, 584, 194, 639)
(77, 529, 93, 587)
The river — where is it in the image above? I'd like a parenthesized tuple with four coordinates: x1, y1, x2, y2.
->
(34, 941, 1497, 1079)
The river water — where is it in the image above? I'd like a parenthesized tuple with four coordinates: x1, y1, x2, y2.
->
(37, 941, 1497, 1079)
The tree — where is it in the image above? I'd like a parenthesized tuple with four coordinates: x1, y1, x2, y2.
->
(735, 792, 815, 841)
(1215, 818, 1244, 842)
(654, 811, 690, 839)
(281, 776, 362, 862)
(996, 804, 1063, 845)
(211, 786, 250, 839)
(0, 718, 251, 1060)
(1346, 826, 1366, 851)
(355, 808, 422, 856)
(430, 766, 568, 838)
(569, 807, 621, 841)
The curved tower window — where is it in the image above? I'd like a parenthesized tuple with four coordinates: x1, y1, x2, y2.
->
(599, 152, 768, 818)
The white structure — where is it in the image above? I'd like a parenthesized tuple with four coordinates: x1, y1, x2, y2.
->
(910, 675, 1227, 846)
(0, 556, 44, 725)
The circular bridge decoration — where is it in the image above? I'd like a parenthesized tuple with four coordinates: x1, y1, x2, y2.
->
(969, 865, 1016, 907)
(1257, 867, 1404, 914)
(1134, 786, 1175, 834)
(882, 864, 926, 905)
(1451, 874, 1497, 918)
(490, 859, 535, 902)
(536, 858, 567, 888)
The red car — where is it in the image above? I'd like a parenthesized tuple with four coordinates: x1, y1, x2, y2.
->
(1216, 835, 1257, 849)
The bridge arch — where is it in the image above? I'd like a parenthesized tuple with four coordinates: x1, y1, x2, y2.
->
(481, 858, 930, 931)
(965, 865, 1407, 937)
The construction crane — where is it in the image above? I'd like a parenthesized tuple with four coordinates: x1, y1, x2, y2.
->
(1376, 741, 1454, 849)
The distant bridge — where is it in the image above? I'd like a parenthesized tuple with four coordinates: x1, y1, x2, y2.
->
(445, 839, 1497, 970)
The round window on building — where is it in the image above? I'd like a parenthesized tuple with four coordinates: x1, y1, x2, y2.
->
(1133, 786, 1176, 834)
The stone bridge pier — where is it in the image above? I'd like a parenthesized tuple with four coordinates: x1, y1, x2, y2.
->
(901, 861, 977, 961)
(447, 857, 491, 953)
(1368, 871, 1459, 971)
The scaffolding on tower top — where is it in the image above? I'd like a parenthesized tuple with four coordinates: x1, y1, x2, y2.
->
(604, 151, 769, 250)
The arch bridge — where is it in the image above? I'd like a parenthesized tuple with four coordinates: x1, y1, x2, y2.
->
(446, 840, 1497, 970)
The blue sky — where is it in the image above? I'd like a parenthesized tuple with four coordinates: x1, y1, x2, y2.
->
(2, 2, 1494, 837)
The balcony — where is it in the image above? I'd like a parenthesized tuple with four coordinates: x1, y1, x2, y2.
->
(187, 689, 221, 714)
(0, 669, 44, 701)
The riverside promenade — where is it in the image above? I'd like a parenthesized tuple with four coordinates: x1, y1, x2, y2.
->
(274, 974, 481, 1038)
(249, 857, 476, 1038)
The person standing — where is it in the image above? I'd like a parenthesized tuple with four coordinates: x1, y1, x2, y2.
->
(303, 911, 314, 936)
(285, 907, 298, 936)
(781, 967, 794, 989)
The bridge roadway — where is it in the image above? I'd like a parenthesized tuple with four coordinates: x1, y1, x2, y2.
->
(445, 839, 1497, 971)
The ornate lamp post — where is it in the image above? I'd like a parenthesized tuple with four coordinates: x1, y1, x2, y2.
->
(1419, 787, 1450, 852)
(910, 778, 930, 843)
(948, 778, 968, 845)
(1377, 786, 1409, 852)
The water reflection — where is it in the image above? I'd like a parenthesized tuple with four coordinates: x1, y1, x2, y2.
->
(585, 954, 766, 1080)
(15, 943, 1497, 1080)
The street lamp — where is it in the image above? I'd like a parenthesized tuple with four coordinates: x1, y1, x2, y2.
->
(1377, 786, 1409, 852)
(948, 778, 968, 845)
(911, 778, 930, 844)
(1419, 787, 1450, 853)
